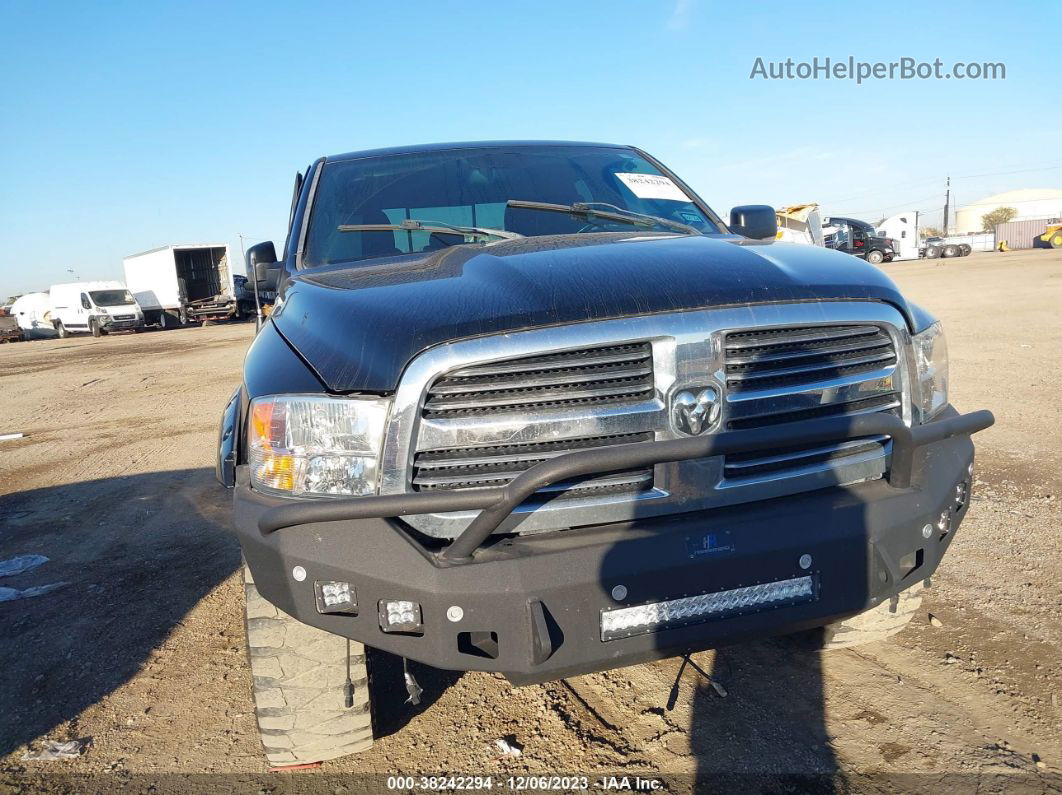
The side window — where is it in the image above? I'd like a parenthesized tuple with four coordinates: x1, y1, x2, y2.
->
(81, 293, 91, 309)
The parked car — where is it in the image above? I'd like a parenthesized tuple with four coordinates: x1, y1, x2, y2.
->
(217, 140, 993, 766)
(232, 274, 274, 319)
(823, 216, 896, 264)
(48, 281, 144, 337)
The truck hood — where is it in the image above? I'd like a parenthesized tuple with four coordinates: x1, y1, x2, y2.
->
(272, 233, 916, 393)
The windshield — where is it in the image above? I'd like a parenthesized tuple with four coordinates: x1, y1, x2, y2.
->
(89, 289, 135, 306)
(304, 145, 721, 267)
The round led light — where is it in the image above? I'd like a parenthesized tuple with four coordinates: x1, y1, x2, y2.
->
(446, 605, 464, 623)
(292, 565, 307, 582)
(611, 585, 628, 601)
(798, 554, 813, 570)
(922, 523, 933, 539)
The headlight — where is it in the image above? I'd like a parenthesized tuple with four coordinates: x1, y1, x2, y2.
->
(248, 395, 389, 497)
(912, 321, 949, 422)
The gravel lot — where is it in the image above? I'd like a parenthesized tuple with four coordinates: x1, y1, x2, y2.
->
(1, 249, 1060, 792)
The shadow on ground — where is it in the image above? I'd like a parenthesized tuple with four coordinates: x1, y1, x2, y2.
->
(689, 632, 842, 792)
(0, 467, 240, 757)
(368, 651, 463, 740)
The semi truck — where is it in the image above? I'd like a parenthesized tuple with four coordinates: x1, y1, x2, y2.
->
(123, 244, 247, 328)
(218, 140, 992, 766)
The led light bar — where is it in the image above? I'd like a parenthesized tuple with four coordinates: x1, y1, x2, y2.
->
(600, 575, 816, 641)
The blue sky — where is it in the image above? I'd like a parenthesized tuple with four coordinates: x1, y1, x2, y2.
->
(1, 0, 1059, 296)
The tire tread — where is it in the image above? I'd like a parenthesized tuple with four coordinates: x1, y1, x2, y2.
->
(243, 565, 374, 764)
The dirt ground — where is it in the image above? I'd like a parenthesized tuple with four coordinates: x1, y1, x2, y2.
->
(1, 249, 1060, 793)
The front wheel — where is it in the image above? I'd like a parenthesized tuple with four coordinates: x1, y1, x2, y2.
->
(819, 581, 924, 649)
(89, 318, 102, 338)
(243, 565, 374, 766)
(866, 250, 884, 265)
(55, 321, 68, 338)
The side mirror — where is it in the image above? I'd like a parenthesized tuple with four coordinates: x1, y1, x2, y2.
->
(246, 241, 280, 291)
(729, 205, 778, 241)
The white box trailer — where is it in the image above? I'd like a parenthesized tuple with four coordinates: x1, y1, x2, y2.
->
(123, 244, 249, 327)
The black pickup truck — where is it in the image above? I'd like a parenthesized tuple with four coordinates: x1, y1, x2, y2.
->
(824, 216, 897, 265)
(217, 141, 992, 766)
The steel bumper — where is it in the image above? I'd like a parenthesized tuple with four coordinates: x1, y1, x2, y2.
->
(233, 409, 992, 683)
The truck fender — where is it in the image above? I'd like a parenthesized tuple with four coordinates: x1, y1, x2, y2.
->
(216, 387, 241, 488)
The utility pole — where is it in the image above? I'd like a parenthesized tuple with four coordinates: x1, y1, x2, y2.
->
(943, 176, 951, 236)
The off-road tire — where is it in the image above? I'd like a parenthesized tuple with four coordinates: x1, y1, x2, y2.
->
(866, 249, 884, 265)
(243, 565, 374, 765)
(1050, 232, 1062, 249)
(819, 581, 924, 650)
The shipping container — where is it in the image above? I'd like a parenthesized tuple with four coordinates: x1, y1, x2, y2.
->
(993, 217, 1061, 250)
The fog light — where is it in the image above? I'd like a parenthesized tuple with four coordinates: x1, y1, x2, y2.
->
(314, 581, 357, 615)
(379, 600, 423, 634)
(937, 509, 952, 535)
(955, 480, 969, 510)
(600, 575, 815, 641)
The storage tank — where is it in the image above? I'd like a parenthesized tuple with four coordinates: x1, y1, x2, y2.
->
(955, 189, 1062, 234)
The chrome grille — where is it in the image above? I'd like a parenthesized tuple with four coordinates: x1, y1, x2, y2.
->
(724, 325, 896, 392)
(412, 432, 654, 495)
(383, 303, 910, 538)
(422, 343, 653, 417)
(722, 323, 901, 481)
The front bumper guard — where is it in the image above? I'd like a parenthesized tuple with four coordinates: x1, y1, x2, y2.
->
(259, 410, 995, 561)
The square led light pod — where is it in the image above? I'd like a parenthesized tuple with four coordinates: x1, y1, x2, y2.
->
(314, 581, 357, 615)
(379, 599, 423, 634)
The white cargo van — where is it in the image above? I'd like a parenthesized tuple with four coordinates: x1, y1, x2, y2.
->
(49, 281, 145, 337)
(123, 244, 242, 328)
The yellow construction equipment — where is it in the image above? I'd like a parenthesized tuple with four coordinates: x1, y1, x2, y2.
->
(1040, 223, 1062, 249)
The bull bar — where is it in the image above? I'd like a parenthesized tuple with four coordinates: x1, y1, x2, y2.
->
(258, 409, 995, 561)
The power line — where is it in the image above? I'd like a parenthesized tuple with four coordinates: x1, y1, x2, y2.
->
(818, 161, 1062, 208)
(953, 163, 1062, 180)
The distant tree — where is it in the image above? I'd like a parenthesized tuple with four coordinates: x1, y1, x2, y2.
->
(981, 206, 1017, 232)
(920, 226, 942, 239)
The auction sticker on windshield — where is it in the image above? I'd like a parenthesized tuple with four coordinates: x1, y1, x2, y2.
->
(615, 172, 691, 201)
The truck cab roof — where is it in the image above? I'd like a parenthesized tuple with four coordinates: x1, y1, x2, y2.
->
(323, 140, 628, 163)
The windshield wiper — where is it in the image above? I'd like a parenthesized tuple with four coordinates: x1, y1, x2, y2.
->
(338, 218, 523, 241)
(506, 200, 701, 235)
